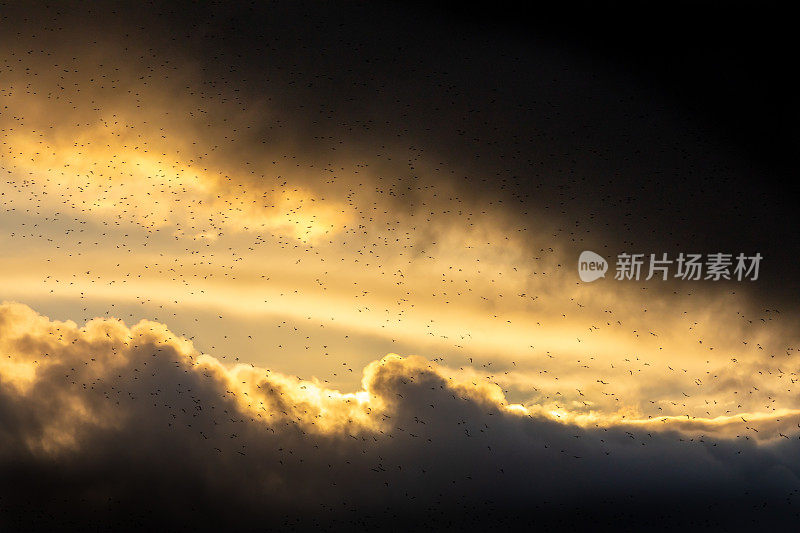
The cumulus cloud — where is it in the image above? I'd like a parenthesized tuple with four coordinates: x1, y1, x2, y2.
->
(2, 301, 800, 530)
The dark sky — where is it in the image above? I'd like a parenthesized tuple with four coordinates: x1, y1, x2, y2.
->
(438, 1, 797, 170)
(200, 0, 800, 302)
(428, 0, 799, 303)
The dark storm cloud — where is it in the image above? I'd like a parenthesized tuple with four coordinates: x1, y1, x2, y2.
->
(2, 1, 796, 306)
(2, 302, 800, 531)
(7, 0, 794, 304)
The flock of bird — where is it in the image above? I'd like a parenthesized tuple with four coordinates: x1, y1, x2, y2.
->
(0, 1, 798, 530)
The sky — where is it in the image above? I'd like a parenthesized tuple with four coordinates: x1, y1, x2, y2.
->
(1, 1, 799, 530)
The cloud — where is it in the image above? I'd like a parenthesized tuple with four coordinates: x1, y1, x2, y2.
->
(1, 5, 799, 528)
(3, 0, 797, 435)
(2, 301, 800, 530)
(0, 55, 349, 242)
